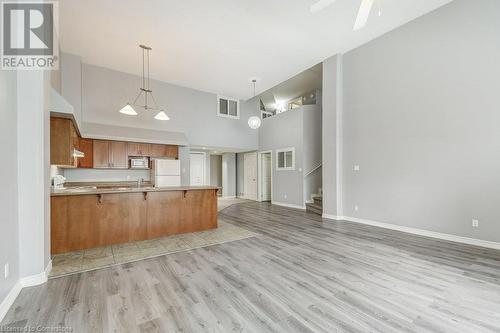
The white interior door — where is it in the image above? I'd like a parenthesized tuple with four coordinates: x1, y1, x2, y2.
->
(261, 153, 272, 201)
(190, 153, 206, 186)
(244, 152, 258, 200)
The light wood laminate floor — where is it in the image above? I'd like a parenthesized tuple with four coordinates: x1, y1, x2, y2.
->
(2, 202, 500, 332)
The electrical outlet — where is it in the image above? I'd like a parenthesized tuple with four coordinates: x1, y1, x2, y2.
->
(126, 175, 131, 181)
(472, 219, 479, 228)
(354, 165, 360, 171)
(354, 205, 359, 211)
(4, 263, 9, 279)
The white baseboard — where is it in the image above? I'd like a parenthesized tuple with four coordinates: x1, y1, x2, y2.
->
(0, 260, 52, 323)
(272, 201, 306, 210)
(322, 214, 345, 220)
(324, 215, 500, 250)
(221, 196, 236, 199)
(0, 280, 22, 323)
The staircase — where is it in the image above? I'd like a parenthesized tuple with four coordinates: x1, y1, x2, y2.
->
(306, 195, 322, 215)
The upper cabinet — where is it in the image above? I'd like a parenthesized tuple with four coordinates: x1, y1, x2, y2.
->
(93, 140, 128, 169)
(50, 118, 79, 167)
(77, 138, 93, 168)
(127, 142, 151, 157)
(151, 144, 179, 159)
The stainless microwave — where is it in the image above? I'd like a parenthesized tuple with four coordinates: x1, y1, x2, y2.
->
(129, 157, 149, 169)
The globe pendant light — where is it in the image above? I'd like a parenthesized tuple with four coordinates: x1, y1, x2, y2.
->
(118, 45, 169, 121)
(247, 79, 261, 129)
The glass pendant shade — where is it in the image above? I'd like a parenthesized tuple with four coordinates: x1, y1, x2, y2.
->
(154, 111, 170, 121)
(248, 116, 261, 129)
(119, 103, 138, 116)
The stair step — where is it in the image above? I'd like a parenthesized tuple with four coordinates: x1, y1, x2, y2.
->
(313, 196, 322, 204)
(306, 202, 322, 215)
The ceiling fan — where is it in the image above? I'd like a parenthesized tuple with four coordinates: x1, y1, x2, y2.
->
(310, 0, 376, 31)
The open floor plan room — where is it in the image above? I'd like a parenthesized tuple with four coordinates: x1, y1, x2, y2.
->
(1, 0, 500, 332)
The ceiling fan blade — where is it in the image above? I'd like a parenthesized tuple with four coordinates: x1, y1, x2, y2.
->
(310, 0, 338, 14)
(353, 0, 374, 31)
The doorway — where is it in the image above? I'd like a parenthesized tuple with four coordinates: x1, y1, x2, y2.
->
(258, 151, 272, 202)
(243, 152, 258, 200)
(190, 152, 206, 186)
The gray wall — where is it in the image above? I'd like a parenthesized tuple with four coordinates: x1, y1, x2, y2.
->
(259, 107, 306, 207)
(222, 153, 236, 197)
(341, 0, 500, 242)
(0, 71, 19, 307)
(70, 61, 259, 151)
(210, 155, 223, 187)
(236, 153, 245, 197)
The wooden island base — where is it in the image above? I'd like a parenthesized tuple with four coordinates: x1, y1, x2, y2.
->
(51, 188, 218, 254)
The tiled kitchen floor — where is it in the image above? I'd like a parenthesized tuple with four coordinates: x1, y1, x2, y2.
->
(50, 220, 259, 278)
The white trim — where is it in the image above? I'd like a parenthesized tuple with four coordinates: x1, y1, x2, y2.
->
(323, 215, 500, 250)
(272, 201, 306, 210)
(222, 196, 237, 199)
(20, 260, 52, 287)
(276, 147, 295, 171)
(217, 95, 240, 119)
(322, 214, 345, 220)
(0, 260, 52, 323)
(0, 281, 22, 323)
(257, 150, 273, 202)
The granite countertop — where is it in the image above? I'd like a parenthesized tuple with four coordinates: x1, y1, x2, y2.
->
(51, 185, 220, 196)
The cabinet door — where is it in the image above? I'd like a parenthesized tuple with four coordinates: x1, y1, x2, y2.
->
(100, 193, 147, 244)
(127, 142, 151, 156)
(77, 138, 93, 168)
(182, 190, 217, 233)
(150, 144, 166, 157)
(50, 118, 72, 166)
(110, 141, 128, 168)
(165, 145, 179, 159)
(146, 191, 184, 238)
(93, 140, 111, 168)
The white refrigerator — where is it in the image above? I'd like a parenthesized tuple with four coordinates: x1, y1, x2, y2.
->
(151, 159, 181, 187)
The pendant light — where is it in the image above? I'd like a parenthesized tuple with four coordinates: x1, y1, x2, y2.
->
(247, 79, 261, 130)
(119, 45, 169, 121)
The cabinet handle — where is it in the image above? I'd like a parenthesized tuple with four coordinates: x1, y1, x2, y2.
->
(143, 192, 147, 201)
(98, 194, 103, 204)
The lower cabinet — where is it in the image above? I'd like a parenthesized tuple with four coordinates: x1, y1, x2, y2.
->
(51, 190, 217, 254)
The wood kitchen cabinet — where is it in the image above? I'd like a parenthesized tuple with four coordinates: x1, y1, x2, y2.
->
(77, 138, 93, 168)
(127, 142, 151, 156)
(93, 140, 128, 168)
(150, 144, 179, 159)
(51, 193, 147, 254)
(50, 117, 79, 167)
(51, 189, 218, 254)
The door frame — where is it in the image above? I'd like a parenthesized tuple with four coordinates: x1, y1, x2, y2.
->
(257, 150, 273, 202)
(190, 151, 206, 186)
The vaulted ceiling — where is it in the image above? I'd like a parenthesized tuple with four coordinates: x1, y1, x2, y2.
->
(60, 0, 452, 100)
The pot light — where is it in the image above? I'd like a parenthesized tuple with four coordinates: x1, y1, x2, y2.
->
(119, 103, 138, 116)
(154, 111, 170, 121)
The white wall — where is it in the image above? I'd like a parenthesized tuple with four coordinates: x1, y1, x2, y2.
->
(340, 0, 500, 242)
(0, 71, 20, 310)
(210, 155, 223, 187)
(60, 57, 260, 151)
(64, 169, 150, 182)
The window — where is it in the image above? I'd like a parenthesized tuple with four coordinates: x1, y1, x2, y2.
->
(276, 148, 295, 170)
(217, 96, 239, 118)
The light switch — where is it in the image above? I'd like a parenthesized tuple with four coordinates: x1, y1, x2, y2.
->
(354, 165, 360, 171)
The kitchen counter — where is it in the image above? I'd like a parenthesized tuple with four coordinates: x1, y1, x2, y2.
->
(51, 185, 220, 196)
(51, 186, 219, 254)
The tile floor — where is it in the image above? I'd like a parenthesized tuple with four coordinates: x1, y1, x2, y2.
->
(50, 221, 259, 278)
(50, 197, 257, 278)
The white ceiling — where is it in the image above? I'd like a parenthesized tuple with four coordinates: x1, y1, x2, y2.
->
(60, 0, 452, 100)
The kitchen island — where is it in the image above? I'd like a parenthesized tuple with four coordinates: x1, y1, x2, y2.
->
(51, 186, 218, 254)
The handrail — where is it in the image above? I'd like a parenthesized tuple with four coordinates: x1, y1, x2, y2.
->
(304, 164, 322, 177)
